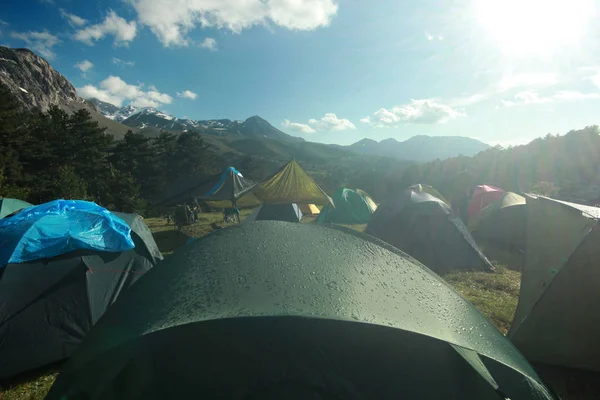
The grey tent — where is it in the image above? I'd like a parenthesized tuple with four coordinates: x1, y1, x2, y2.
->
(158, 167, 260, 208)
(0, 212, 162, 380)
(508, 195, 600, 372)
(245, 203, 302, 223)
(0, 198, 33, 218)
(471, 192, 527, 250)
(46, 222, 554, 399)
(366, 185, 494, 275)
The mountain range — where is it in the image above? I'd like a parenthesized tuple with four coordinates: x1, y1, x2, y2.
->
(348, 136, 490, 162)
(1, 45, 490, 164)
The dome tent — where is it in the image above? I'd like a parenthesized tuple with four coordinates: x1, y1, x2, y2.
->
(471, 192, 527, 249)
(468, 184, 505, 224)
(0, 197, 33, 218)
(317, 188, 377, 224)
(47, 222, 553, 399)
(509, 195, 600, 372)
(366, 185, 493, 275)
(0, 203, 162, 380)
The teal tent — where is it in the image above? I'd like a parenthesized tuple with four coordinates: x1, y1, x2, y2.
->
(317, 188, 377, 224)
(47, 222, 553, 399)
(0, 198, 33, 218)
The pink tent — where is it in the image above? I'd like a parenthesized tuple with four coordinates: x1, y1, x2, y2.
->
(468, 185, 504, 220)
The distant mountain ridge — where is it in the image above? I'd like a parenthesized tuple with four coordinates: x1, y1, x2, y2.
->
(347, 135, 490, 162)
(2, 45, 488, 163)
(89, 97, 301, 142)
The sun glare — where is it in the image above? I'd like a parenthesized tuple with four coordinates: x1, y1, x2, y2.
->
(474, 0, 593, 56)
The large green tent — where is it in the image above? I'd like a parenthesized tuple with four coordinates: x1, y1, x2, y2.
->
(251, 160, 332, 205)
(0, 198, 33, 218)
(471, 192, 527, 249)
(508, 195, 600, 372)
(317, 188, 377, 224)
(46, 222, 554, 399)
(366, 185, 494, 275)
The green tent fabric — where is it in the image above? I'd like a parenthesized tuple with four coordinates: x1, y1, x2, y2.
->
(508, 195, 600, 371)
(317, 188, 376, 224)
(46, 222, 554, 399)
(471, 192, 527, 249)
(251, 160, 332, 206)
(366, 186, 494, 275)
(0, 198, 33, 218)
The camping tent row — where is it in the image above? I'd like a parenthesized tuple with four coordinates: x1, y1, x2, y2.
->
(366, 184, 494, 275)
(157, 161, 331, 212)
(0, 200, 162, 380)
(46, 221, 555, 399)
(462, 189, 600, 372)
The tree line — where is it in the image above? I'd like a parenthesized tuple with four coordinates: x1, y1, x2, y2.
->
(394, 126, 600, 205)
(0, 86, 217, 212)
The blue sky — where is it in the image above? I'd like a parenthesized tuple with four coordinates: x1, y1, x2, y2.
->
(1, 0, 600, 146)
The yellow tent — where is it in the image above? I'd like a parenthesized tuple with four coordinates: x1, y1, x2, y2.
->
(251, 160, 333, 206)
(299, 204, 320, 215)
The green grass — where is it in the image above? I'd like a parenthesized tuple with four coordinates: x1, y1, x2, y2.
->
(0, 370, 58, 400)
(0, 210, 524, 399)
(443, 265, 520, 334)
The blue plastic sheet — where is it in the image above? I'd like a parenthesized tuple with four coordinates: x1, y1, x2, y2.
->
(0, 200, 134, 267)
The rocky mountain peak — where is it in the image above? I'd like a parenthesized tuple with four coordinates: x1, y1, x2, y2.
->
(0, 46, 89, 113)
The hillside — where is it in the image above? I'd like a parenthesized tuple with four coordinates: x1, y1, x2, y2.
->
(395, 126, 600, 205)
(347, 135, 490, 162)
(0, 46, 130, 138)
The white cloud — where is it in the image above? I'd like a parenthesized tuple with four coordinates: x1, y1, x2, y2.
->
(10, 30, 59, 59)
(78, 84, 123, 106)
(60, 9, 87, 27)
(77, 76, 173, 108)
(281, 119, 316, 133)
(74, 59, 93, 72)
(199, 37, 217, 50)
(74, 10, 137, 46)
(0, 19, 8, 26)
(425, 31, 443, 41)
(308, 113, 355, 131)
(362, 99, 464, 127)
(126, 0, 338, 47)
(500, 90, 600, 108)
(112, 57, 135, 67)
(498, 72, 559, 92)
(177, 90, 198, 100)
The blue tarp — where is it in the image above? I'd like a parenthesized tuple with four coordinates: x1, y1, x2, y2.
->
(0, 200, 135, 267)
(204, 167, 241, 196)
